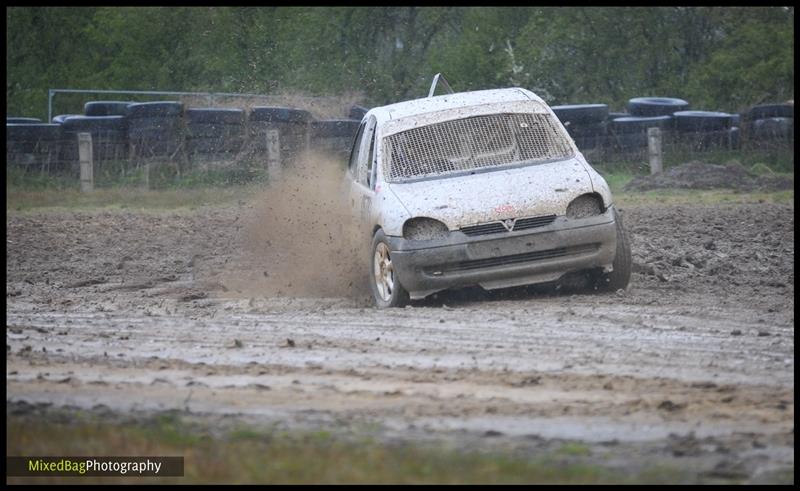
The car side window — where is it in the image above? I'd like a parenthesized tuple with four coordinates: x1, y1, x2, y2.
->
(348, 121, 367, 176)
(366, 132, 377, 190)
(357, 117, 377, 188)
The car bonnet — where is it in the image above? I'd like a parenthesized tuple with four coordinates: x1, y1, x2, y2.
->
(386, 157, 595, 230)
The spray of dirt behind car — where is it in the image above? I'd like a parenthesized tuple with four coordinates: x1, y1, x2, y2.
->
(222, 151, 372, 300)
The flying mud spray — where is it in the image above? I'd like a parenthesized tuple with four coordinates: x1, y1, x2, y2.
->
(223, 152, 372, 301)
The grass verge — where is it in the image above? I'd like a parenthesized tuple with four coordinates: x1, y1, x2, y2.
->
(6, 186, 259, 213)
(6, 164, 267, 212)
(6, 410, 701, 485)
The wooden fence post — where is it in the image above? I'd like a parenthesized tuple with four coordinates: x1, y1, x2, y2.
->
(78, 132, 94, 192)
(647, 127, 663, 175)
(266, 129, 281, 182)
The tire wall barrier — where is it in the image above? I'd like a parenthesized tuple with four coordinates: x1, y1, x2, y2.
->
(127, 101, 184, 159)
(7, 98, 792, 173)
(248, 107, 313, 167)
(6, 124, 63, 171)
(310, 119, 361, 160)
(549, 99, 792, 155)
(186, 108, 245, 156)
(59, 116, 129, 166)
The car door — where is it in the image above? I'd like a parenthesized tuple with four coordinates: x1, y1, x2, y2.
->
(346, 120, 367, 219)
(350, 116, 378, 226)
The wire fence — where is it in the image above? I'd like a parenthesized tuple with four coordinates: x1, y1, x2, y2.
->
(7, 104, 362, 188)
(7, 99, 794, 189)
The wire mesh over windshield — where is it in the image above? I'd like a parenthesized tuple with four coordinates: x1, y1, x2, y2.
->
(384, 113, 573, 181)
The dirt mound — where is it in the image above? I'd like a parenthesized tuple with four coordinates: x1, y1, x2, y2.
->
(624, 161, 793, 192)
(625, 203, 794, 297)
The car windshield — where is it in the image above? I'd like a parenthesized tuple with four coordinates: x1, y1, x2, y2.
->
(383, 112, 574, 182)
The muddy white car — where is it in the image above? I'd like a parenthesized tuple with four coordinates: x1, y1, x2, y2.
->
(346, 87, 631, 308)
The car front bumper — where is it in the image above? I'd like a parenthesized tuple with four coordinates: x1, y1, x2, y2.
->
(386, 207, 618, 299)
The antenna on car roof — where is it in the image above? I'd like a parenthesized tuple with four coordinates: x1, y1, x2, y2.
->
(428, 73, 455, 98)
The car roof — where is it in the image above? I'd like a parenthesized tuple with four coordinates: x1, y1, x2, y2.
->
(367, 87, 546, 125)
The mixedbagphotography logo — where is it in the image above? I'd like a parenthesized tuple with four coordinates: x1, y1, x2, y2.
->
(7, 457, 184, 477)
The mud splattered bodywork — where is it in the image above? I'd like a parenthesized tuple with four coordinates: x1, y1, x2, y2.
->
(347, 87, 624, 302)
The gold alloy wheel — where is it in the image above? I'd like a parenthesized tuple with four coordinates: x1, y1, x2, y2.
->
(373, 242, 395, 301)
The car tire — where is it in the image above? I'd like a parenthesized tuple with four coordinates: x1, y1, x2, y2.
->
(185, 108, 245, 125)
(595, 209, 631, 292)
(627, 97, 689, 117)
(250, 106, 313, 124)
(610, 115, 674, 134)
(84, 101, 134, 117)
(607, 112, 630, 121)
(348, 105, 370, 121)
(6, 117, 42, 124)
(310, 119, 361, 139)
(6, 123, 62, 141)
(62, 115, 128, 132)
(673, 111, 735, 132)
(187, 123, 244, 139)
(370, 230, 409, 309)
(52, 114, 81, 124)
(126, 102, 184, 118)
(551, 104, 609, 126)
(567, 121, 607, 138)
(747, 103, 793, 120)
(749, 117, 794, 140)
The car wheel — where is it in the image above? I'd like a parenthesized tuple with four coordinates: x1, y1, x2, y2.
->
(370, 230, 409, 309)
(595, 209, 632, 292)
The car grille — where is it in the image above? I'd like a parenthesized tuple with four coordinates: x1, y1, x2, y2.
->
(426, 243, 599, 274)
(384, 113, 573, 181)
(460, 214, 557, 236)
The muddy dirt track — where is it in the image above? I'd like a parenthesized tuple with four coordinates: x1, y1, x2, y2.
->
(6, 198, 795, 482)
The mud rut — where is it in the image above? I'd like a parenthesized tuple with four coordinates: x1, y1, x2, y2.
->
(6, 201, 794, 481)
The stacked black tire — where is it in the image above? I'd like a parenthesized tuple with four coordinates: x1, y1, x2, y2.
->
(310, 119, 361, 161)
(84, 100, 134, 117)
(551, 104, 608, 152)
(348, 105, 370, 121)
(7, 117, 42, 124)
(185, 108, 245, 159)
(609, 115, 675, 151)
(607, 97, 688, 152)
(744, 104, 794, 146)
(672, 111, 739, 151)
(248, 107, 312, 167)
(60, 115, 128, 171)
(6, 119, 62, 172)
(52, 114, 81, 124)
(127, 102, 184, 159)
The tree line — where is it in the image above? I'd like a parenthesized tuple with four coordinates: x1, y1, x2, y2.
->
(6, 7, 794, 120)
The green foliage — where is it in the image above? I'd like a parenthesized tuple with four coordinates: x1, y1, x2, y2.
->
(5, 7, 794, 119)
(6, 7, 97, 119)
(685, 8, 794, 111)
